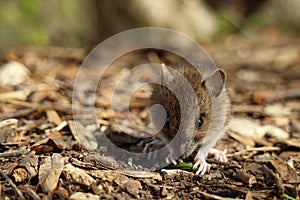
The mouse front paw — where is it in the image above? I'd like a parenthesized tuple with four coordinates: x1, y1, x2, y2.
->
(143, 139, 165, 159)
(193, 148, 227, 176)
(143, 140, 178, 165)
(208, 148, 228, 162)
(193, 157, 211, 176)
(165, 151, 178, 165)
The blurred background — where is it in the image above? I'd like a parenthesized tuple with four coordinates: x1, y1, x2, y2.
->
(0, 0, 299, 57)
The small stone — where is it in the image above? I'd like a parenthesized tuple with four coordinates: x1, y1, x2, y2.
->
(124, 180, 140, 197)
(0, 61, 30, 86)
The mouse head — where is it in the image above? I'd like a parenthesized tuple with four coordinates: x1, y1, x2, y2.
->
(151, 64, 226, 157)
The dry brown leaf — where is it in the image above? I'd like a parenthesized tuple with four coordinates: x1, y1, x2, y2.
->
(279, 151, 300, 161)
(270, 159, 299, 183)
(31, 130, 66, 154)
(244, 163, 265, 176)
(39, 153, 65, 193)
(51, 187, 69, 200)
(283, 138, 300, 148)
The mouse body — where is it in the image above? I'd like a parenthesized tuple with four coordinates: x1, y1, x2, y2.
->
(146, 62, 229, 175)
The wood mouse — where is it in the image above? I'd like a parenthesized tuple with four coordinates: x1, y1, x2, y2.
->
(144, 62, 229, 175)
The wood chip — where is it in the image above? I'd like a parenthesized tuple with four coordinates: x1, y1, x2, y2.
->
(63, 163, 96, 187)
(46, 110, 62, 125)
(116, 170, 162, 179)
(11, 153, 38, 183)
(0, 118, 18, 129)
(227, 118, 289, 140)
(11, 168, 28, 183)
(245, 191, 253, 200)
(0, 168, 26, 200)
(235, 169, 257, 186)
(69, 192, 100, 200)
(264, 104, 291, 116)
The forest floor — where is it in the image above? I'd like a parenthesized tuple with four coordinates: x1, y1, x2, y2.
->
(0, 27, 300, 199)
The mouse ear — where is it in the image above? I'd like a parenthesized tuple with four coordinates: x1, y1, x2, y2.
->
(203, 69, 226, 98)
(160, 63, 174, 83)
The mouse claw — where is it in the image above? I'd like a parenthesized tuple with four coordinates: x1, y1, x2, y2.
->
(143, 139, 165, 160)
(192, 148, 227, 176)
(144, 140, 179, 165)
(209, 148, 228, 162)
(165, 153, 177, 165)
(193, 157, 211, 176)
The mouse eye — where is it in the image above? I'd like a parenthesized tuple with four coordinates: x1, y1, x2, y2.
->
(196, 115, 204, 129)
(165, 113, 170, 127)
(166, 114, 170, 123)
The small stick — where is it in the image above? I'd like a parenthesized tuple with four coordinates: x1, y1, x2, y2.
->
(0, 168, 25, 200)
(0, 108, 36, 121)
(232, 105, 264, 114)
(0, 99, 73, 113)
(0, 149, 30, 158)
(1, 142, 29, 146)
(19, 185, 41, 200)
(198, 191, 242, 200)
(227, 146, 280, 157)
(252, 88, 300, 104)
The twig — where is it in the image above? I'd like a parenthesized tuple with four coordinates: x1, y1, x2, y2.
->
(198, 191, 242, 200)
(0, 108, 36, 121)
(1, 141, 29, 146)
(6, 46, 86, 61)
(0, 149, 30, 158)
(0, 168, 25, 200)
(19, 185, 41, 200)
(227, 146, 280, 157)
(0, 99, 73, 114)
(252, 88, 300, 104)
(232, 105, 264, 114)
